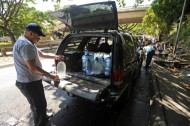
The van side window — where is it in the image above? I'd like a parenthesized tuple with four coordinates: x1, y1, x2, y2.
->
(86, 37, 98, 52)
(122, 34, 136, 65)
(97, 37, 112, 53)
(65, 37, 83, 52)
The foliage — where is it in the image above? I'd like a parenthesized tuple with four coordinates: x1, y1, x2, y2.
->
(0, 0, 56, 43)
(0, 41, 12, 47)
(0, 0, 24, 43)
(10, 3, 55, 37)
(142, 7, 168, 36)
(133, 0, 146, 7)
(151, 0, 190, 26)
(116, 0, 126, 7)
(43, 0, 61, 3)
(129, 23, 144, 35)
(178, 15, 190, 47)
(119, 23, 144, 35)
(54, 3, 62, 10)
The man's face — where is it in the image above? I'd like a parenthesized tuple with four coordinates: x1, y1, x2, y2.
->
(30, 32, 40, 43)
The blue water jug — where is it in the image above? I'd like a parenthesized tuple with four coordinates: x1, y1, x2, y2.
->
(105, 53, 111, 76)
(86, 59, 93, 75)
(82, 52, 88, 73)
(82, 51, 93, 74)
(100, 57, 105, 74)
(92, 57, 101, 75)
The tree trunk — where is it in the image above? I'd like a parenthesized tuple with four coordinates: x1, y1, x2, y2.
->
(1, 21, 16, 44)
(6, 29, 16, 45)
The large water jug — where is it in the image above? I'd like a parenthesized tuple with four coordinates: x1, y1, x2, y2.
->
(82, 51, 89, 73)
(86, 59, 93, 75)
(82, 51, 93, 73)
(57, 60, 66, 79)
(92, 57, 101, 75)
(99, 57, 105, 74)
(105, 53, 111, 76)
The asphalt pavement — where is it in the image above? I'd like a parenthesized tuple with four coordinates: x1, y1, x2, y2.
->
(0, 56, 189, 126)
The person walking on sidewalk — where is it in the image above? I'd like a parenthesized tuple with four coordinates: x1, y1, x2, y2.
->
(13, 23, 63, 126)
(143, 42, 156, 68)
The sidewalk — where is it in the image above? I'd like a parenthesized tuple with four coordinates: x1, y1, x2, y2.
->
(150, 62, 190, 126)
(0, 56, 14, 68)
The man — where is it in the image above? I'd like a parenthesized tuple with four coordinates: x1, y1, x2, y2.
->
(143, 42, 156, 68)
(13, 23, 63, 126)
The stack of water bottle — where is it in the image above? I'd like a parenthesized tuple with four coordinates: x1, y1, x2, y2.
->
(82, 51, 111, 77)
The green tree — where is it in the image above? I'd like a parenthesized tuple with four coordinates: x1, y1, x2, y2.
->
(143, 7, 168, 37)
(176, 14, 190, 47)
(11, 3, 55, 37)
(151, 0, 190, 27)
(0, 0, 55, 44)
(0, 0, 24, 43)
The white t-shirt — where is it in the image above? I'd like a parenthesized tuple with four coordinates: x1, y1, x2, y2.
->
(143, 45, 155, 55)
(13, 36, 42, 83)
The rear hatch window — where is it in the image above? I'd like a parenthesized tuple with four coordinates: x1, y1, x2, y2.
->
(50, 1, 118, 31)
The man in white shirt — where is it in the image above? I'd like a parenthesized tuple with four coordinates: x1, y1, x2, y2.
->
(143, 44, 156, 68)
(13, 23, 63, 126)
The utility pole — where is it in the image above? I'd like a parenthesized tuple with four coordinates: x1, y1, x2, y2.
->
(173, 0, 187, 54)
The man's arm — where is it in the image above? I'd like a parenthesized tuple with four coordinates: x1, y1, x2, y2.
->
(38, 49, 64, 59)
(25, 59, 59, 80)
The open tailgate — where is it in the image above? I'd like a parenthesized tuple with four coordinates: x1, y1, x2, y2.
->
(43, 73, 109, 101)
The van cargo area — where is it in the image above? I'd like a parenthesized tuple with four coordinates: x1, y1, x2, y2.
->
(53, 35, 114, 102)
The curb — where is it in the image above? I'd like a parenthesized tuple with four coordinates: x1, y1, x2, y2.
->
(149, 67, 167, 126)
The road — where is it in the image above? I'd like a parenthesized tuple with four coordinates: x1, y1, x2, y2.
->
(0, 59, 151, 126)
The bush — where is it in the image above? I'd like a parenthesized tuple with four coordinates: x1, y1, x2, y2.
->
(0, 41, 12, 47)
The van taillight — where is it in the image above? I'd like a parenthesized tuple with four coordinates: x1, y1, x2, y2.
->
(114, 68, 124, 85)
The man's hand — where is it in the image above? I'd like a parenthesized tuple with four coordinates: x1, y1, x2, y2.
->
(56, 55, 64, 60)
(49, 73, 60, 81)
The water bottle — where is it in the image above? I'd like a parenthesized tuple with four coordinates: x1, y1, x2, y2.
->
(105, 53, 111, 76)
(92, 57, 101, 75)
(82, 51, 93, 73)
(57, 59, 66, 79)
(82, 51, 89, 73)
(99, 57, 105, 74)
(86, 59, 93, 75)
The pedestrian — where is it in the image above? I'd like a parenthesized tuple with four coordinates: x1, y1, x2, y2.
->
(143, 42, 156, 68)
(13, 23, 63, 126)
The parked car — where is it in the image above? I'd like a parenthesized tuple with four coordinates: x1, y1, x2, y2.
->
(44, 1, 142, 104)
